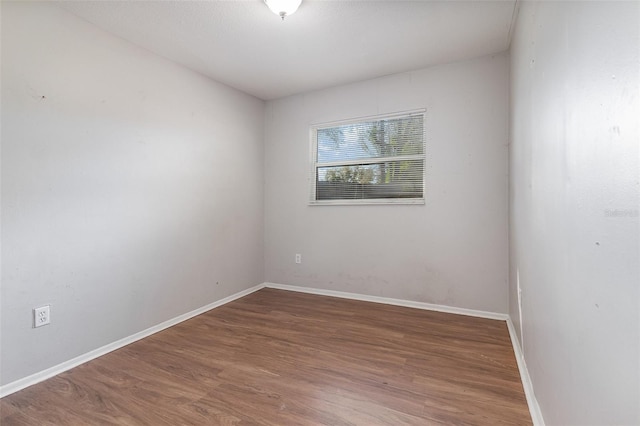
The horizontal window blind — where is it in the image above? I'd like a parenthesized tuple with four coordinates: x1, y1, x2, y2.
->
(310, 111, 425, 204)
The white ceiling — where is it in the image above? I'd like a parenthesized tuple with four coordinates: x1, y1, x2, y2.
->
(58, 0, 517, 100)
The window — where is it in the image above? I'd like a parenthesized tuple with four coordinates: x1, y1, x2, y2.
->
(310, 110, 426, 205)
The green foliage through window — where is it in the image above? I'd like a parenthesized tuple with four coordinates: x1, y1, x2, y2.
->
(311, 111, 425, 203)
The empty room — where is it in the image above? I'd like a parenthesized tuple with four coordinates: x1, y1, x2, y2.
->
(1, 0, 638, 425)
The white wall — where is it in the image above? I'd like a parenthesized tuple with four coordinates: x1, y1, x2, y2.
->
(265, 54, 510, 313)
(1, 2, 264, 386)
(510, 1, 639, 424)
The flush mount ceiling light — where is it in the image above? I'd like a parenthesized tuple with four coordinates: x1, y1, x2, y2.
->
(264, 0, 302, 20)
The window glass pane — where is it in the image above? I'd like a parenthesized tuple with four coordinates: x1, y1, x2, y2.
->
(316, 160, 423, 200)
(317, 115, 424, 163)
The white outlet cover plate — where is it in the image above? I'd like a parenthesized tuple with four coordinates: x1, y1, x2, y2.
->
(34, 305, 51, 328)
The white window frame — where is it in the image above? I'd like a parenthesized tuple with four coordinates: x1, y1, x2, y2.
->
(309, 109, 426, 206)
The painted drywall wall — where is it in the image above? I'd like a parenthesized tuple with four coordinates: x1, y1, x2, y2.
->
(264, 54, 510, 313)
(1, 2, 264, 386)
(509, 1, 639, 424)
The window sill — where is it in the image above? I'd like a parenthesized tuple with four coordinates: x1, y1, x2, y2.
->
(309, 198, 425, 206)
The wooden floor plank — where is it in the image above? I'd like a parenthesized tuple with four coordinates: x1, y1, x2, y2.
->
(1, 288, 532, 425)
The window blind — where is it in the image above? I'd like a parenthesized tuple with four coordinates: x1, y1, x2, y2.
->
(310, 110, 425, 204)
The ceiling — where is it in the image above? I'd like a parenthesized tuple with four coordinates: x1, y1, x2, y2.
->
(57, 0, 517, 101)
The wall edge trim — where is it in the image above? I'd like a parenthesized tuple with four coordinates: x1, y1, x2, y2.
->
(0, 283, 266, 398)
(264, 282, 509, 320)
(3, 281, 544, 426)
(265, 283, 543, 424)
(506, 317, 546, 426)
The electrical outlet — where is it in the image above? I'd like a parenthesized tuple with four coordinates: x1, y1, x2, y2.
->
(295, 253, 302, 264)
(33, 305, 51, 328)
(517, 270, 523, 311)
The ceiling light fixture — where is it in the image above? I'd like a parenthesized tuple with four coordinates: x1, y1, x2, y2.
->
(264, 0, 302, 21)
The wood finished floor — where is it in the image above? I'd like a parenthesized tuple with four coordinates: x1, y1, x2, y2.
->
(1, 288, 532, 425)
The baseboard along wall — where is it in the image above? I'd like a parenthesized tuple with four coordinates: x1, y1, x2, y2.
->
(0, 283, 264, 398)
(506, 317, 546, 426)
(264, 282, 509, 321)
(1, 281, 544, 425)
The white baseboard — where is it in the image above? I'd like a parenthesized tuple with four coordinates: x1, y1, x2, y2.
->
(3, 281, 544, 426)
(506, 317, 545, 426)
(0, 283, 265, 398)
(263, 282, 509, 321)
(265, 282, 543, 425)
